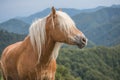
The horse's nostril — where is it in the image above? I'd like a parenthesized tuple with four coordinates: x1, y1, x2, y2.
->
(81, 37, 86, 44)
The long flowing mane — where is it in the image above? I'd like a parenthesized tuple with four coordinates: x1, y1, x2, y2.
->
(29, 11, 76, 61)
(29, 17, 46, 61)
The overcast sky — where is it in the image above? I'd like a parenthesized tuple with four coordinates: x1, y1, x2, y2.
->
(0, 0, 120, 22)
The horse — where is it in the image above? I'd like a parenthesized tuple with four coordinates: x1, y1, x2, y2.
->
(0, 7, 87, 80)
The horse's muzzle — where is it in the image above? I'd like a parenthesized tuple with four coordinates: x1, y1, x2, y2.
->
(75, 35, 88, 49)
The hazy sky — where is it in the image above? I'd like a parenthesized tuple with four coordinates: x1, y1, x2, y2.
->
(0, 0, 120, 22)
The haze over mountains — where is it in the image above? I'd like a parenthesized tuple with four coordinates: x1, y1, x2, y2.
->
(0, 5, 120, 46)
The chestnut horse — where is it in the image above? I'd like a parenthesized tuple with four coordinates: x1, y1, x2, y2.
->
(0, 7, 87, 80)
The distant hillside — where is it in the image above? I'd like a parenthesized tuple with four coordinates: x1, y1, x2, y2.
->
(56, 45, 120, 80)
(18, 6, 105, 24)
(111, 4, 120, 8)
(72, 7, 120, 46)
(0, 30, 25, 54)
(0, 19, 30, 34)
(18, 8, 82, 24)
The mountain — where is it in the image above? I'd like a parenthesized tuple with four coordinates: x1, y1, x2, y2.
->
(18, 8, 82, 24)
(72, 7, 120, 46)
(111, 4, 120, 8)
(0, 19, 30, 34)
(18, 7, 105, 24)
(18, 8, 51, 24)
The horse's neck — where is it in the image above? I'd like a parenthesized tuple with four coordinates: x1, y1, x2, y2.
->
(25, 36, 56, 65)
(40, 36, 56, 65)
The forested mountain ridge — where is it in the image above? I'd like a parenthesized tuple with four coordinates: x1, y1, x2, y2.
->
(0, 19, 30, 34)
(56, 45, 120, 80)
(72, 7, 120, 46)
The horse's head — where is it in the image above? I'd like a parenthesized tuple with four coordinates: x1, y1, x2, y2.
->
(46, 7, 87, 48)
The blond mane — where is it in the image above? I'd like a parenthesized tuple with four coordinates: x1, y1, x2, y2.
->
(56, 11, 76, 34)
(29, 10, 76, 61)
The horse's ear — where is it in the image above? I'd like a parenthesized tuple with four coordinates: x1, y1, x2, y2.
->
(52, 6, 56, 16)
